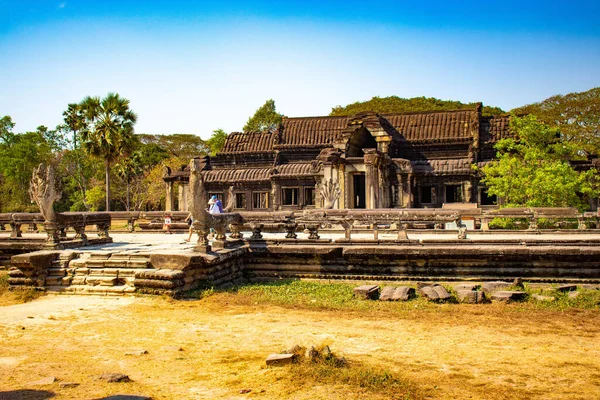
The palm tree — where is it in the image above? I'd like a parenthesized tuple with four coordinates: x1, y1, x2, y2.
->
(63, 103, 88, 208)
(79, 93, 137, 211)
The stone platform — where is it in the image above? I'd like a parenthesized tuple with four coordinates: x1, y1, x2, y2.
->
(5, 231, 600, 295)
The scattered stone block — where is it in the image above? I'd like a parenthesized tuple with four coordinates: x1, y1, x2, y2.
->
(380, 286, 415, 301)
(286, 345, 305, 356)
(353, 285, 379, 300)
(418, 285, 439, 300)
(456, 290, 486, 304)
(125, 350, 148, 356)
(454, 283, 478, 292)
(392, 286, 415, 301)
(579, 284, 599, 291)
(99, 373, 131, 383)
(379, 286, 395, 301)
(532, 294, 555, 302)
(568, 291, 580, 299)
(432, 285, 451, 301)
(482, 281, 512, 294)
(266, 353, 295, 366)
(59, 382, 80, 388)
(491, 291, 527, 302)
(29, 376, 56, 386)
(556, 284, 577, 292)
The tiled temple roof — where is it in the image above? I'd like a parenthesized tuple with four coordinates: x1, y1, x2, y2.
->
(482, 115, 511, 144)
(383, 109, 479, 142)
(204, 168, 272, 183)
(220, 131, 275, 154)
(277, 116, 350, 148)
(219, 108, 494, 154)
(275, 163, 314, 177)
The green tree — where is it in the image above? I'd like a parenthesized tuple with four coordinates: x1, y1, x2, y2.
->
(0, 128, 53, 211)
(206, 129, 228, 155)
(479, 115, 599, 211)
(79, 93, 138, 211)
(330, 96, 504, 117)
(137, 133, 208, 160)
(243, 99, 283, 132)
(512, 87, 600, 156)
(0, 115, 15, 144)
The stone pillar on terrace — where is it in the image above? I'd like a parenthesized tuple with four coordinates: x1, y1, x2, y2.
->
(178, 183, 189, 211)
(364, 149, 380, 209)
(165, 181, 174, 212)
(271, 181, 281, 210)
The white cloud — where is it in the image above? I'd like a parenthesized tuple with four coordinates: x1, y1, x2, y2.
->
(58, 2, 66, 9)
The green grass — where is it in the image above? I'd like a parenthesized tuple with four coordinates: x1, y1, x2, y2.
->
(184, 279, 600, 313)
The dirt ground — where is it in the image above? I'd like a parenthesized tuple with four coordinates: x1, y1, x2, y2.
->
(1, 294, 599, 400)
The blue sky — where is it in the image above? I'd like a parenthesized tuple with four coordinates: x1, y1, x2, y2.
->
(1, 1, 599, 138)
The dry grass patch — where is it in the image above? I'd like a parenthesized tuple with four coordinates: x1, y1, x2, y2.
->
(1, 281, 600, 399)
(0, 271, 44, 306)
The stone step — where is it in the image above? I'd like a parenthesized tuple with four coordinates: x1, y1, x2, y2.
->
(45, 276, 72, 286)
(47, 285, 136, 295)
(48, 268, 67, 277)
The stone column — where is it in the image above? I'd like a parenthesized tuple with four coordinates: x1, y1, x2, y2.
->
(165, 181, 174, 212)
(364, 150, 380, 209)
(338, 164, 345, 209)
(271, 181, 281, 210)
(178, 184, 189, 211)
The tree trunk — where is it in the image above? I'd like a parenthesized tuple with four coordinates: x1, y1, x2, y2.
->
(105, 160, 111, 211)
(126, 179, 131, 211)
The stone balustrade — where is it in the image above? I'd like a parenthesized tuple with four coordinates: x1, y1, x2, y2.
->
(0, 212, 111, 246)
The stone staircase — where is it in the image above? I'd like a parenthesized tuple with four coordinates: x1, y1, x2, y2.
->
(45, 251, 152, 294)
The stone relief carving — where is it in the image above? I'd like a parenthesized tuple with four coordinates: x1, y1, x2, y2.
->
(319, 178, 341, 209)
(29, 163, 61, 223)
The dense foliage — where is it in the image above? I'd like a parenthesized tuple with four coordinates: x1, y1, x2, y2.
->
(478, 115, 599, 210)
(243, 99, 283, 132)
(330, 96, 505, 117)
(1, 88, 597, 214)
(512, 87, 600, 157)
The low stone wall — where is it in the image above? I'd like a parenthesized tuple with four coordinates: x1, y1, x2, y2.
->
(243, 241, 600, 283)
(7, 235, 600, 295)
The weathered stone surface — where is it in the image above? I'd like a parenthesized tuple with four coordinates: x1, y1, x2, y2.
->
(59, 382, 80, 388)
(392, 286, 415, 301)
(266, 353, 295, 366)
(481, 281, 512, 294)
(432, 285, 451, 300)
(353, 285, 379, 299)
(556, 284, 577, 292)
(454, 283, 478, 292)
(512, 277, 524, 288)
(99, 373, 132, 383)
(101, 396, 151, 400)
(456, 290, 486, 304)
(491, 291, 527, 302)
(532, 294, 555, 302)
(418, 286, 439, 301)
(28, 376, 56, 386)
(568, 291, 580, 299)
(380, 286, 414, 301)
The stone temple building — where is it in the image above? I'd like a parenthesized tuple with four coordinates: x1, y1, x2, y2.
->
(164, 104, 513, 211)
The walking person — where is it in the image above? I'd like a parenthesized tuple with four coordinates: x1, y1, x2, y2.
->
(184, 212, 194, 242)
(163, 212, 172, 234)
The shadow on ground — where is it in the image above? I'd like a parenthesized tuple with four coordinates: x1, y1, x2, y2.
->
(0, 389, 55, 400)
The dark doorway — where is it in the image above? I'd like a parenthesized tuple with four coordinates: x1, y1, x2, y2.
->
(347, 127, 377, 157)
(445, 184, 463, 203)
(353, 173, 366, 208)
(480, 188, 497, 205)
